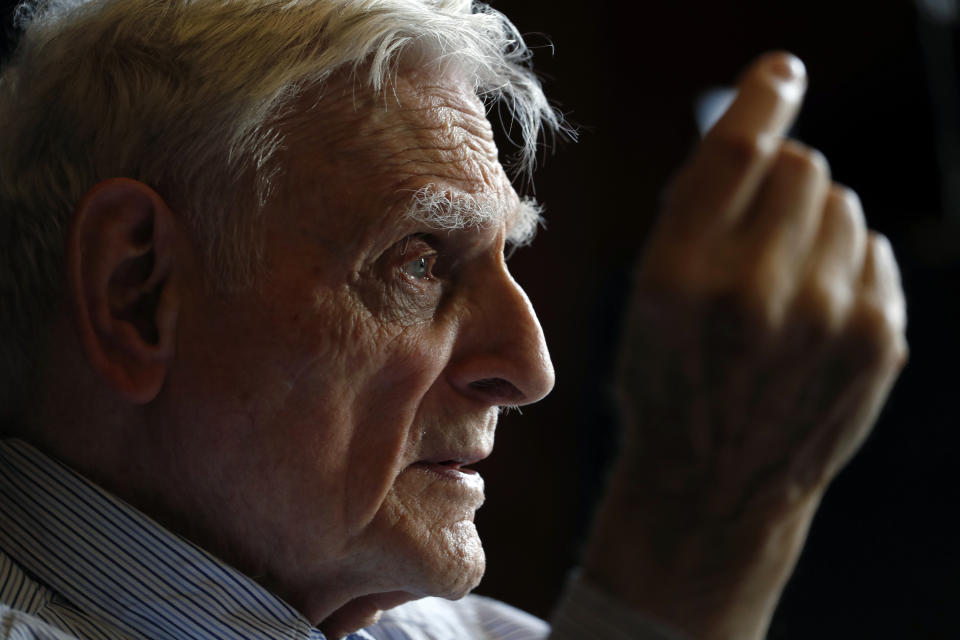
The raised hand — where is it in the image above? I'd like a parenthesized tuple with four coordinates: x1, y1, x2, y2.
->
(581, 52, 907, 640)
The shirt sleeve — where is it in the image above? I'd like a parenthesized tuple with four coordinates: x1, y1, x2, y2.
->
(548, 571, 691, 640)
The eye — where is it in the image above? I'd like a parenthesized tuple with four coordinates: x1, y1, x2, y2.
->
(401, 253, 436, 281)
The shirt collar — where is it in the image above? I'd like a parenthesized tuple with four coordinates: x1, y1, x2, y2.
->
(0, 439, 348, 640)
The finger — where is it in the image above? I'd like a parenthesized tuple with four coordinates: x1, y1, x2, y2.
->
(708, 52, 807, 141)
(861, 233, 908, 328)
(852, 233, 909, 365)
(808, 185, 868, 284)
(728, 141, 829, 327)
(742, 140, 830, 249)
(663, 52, 808, 232)
(790, 185, 867, 333)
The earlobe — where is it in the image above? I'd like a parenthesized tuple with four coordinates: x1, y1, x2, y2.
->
(67, 178, 181, 404)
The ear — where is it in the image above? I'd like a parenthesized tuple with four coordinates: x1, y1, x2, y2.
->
(66, 178, 181, 404)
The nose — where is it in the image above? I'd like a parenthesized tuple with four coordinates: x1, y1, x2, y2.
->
(447, 262, 555, 407)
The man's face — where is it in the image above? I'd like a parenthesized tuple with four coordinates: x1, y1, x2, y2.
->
(155, 69, 555, 621)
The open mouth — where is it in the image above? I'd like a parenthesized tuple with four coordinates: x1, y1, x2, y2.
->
(434, 460, 478, 474)
(414, 459, 480, 477)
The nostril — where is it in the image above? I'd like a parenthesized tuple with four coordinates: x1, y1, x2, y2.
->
(468, 377, 524, 403)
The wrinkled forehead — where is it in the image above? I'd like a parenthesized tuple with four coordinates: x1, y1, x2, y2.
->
(359, 82, 500, 190)
(278, 69, 532, 241)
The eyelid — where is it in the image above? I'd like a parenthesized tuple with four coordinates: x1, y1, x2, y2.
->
(399, 232, 439, 255)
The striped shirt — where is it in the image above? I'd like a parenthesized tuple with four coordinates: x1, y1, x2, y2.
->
(0, 439, 687, 640)
(0, 439, 548, 640)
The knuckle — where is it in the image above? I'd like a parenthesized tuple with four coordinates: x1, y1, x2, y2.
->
(865, 229, 889, 256)
(871, 232, 898, 270)
(869, 230, 890, 253)
(709, 132, 771, 176)
(864, 231, 906, 294)
(793, 277, 849, 334)
(820, 185, 868, 271)
(774, 140, 831, 181)
(825, 184, 865, 230)
(846, 295, 908, 365)
(830, 183, 863, 213)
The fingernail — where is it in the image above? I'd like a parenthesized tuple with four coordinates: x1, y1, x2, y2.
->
(769, 54, 805, 81)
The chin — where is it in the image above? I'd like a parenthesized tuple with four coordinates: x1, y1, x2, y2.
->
(321, 520, 484, 636)
(373, 517, 486, 601)
(368, 471, 489, 596)
(420, 520, 487, 600)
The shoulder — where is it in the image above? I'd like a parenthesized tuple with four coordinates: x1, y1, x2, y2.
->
(0, 606, 82, 640)
(367, 595, 549, 640)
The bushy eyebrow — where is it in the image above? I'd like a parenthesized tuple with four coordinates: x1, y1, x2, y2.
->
(508, 197, 545, 248)
(403, 185, 544, 248)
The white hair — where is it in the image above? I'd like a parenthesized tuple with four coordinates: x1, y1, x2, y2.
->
(0, 0, 566, 417)
(405, 184, 544, 247)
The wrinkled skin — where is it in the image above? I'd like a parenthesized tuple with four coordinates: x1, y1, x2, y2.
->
(39, 67, 554, 638)
(583, 53, 907, 639)
(159, 71, 556, 633)
(35, 48, 906, 640)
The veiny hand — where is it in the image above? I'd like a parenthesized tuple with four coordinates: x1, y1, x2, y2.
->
(580, 52, 908, 639)
(617, 51, 907, 521)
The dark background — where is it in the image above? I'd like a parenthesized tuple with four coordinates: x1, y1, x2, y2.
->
(474, 1, 958, 638)
(2, 1, 956, 637)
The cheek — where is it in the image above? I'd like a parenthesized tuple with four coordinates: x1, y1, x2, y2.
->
(284, 294, 458, 531)
(337, 329, 458, 528)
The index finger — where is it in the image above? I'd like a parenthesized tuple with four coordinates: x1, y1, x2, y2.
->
(664, 52, 808, 229)
(708, 51, 807, 142)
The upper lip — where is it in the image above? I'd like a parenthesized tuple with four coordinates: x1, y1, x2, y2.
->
(417, 450, 490, 468)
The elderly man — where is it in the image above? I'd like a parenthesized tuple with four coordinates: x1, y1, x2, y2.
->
(0, 0, 906, 639)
